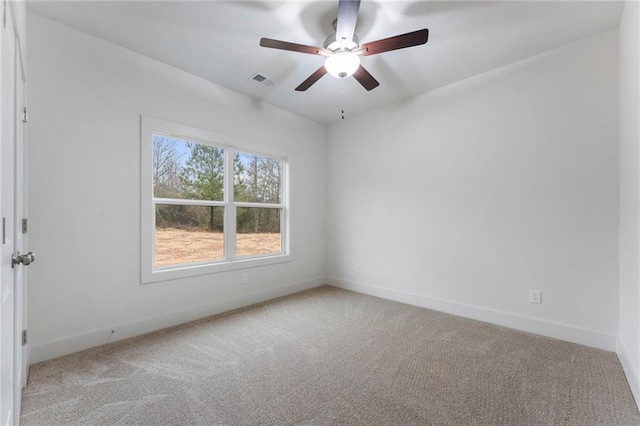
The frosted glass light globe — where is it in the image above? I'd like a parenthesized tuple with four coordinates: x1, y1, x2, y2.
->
(324, 51, 361, 79)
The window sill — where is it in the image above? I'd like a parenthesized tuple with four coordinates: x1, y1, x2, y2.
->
(141, 253, 293, 284)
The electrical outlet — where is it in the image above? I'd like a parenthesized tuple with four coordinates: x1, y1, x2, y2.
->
(529, 289, 541, 304)
(241, 273, 248, 284)
(355, 263, 360, 273)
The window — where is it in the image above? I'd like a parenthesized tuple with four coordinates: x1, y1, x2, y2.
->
(141, 117, 290, 283)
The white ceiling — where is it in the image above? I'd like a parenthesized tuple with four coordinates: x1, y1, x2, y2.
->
(27, 1, 624, 124)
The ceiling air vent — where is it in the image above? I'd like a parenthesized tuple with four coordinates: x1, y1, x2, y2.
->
(251, 73, 277, 87)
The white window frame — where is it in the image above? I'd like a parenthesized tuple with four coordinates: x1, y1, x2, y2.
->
(141, 116, 291, 284)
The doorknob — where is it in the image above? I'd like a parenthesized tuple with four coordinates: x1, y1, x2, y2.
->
(11, 251, 35, 268)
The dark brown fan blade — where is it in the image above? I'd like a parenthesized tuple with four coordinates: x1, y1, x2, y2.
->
(295, 66, 328, 91)
(360, 29, 429, 57)
(352, 65, 379, 91)
(336, 0, 361, 44)
(260, 38, 323, 55)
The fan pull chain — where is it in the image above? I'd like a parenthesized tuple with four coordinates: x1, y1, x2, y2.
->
(341, 78, 346, 120)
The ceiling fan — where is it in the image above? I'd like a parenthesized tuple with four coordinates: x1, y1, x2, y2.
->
(259, 0, 429, 92)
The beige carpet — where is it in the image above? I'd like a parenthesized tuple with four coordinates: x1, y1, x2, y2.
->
(21, 286, 640, 425)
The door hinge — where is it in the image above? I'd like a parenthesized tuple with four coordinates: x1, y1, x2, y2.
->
(2, 217, 5, 244)
(22, 218, 27, 234)
(3, 0, 6, 29)
(22, 330, 27, 346)
(22, 107, 28, 123)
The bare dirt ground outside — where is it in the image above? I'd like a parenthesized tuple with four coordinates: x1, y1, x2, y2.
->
(155, 228, 281, 266)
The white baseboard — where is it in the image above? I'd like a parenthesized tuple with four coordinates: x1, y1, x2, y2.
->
(328, 277, 616, 351)
(29, 277, 325, 365)
(617, 336, 640, 410)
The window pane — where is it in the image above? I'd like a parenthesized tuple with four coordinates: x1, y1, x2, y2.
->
(153, 134, 224, 201)
(155, 204, 224, 267)
(236, 207, 282, 257)
(234, 152, 281, 203)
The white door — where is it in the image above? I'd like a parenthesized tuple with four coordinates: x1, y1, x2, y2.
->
(12, 10, 27, 422)
(1, 3, 28, 424)
(1, 4, 17, 424)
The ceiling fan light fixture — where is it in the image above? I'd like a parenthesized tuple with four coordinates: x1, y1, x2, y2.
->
(260, 0, 429, 91)
(325, 51, 361, 79)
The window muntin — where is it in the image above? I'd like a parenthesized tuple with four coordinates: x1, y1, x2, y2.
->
(142, 117, 290, 283)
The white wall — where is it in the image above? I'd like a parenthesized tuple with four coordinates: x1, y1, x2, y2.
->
(26, 8, 626, 367)
(618, 0, 640, 406)
(26, 13, 326, 363)
(327, 31, 620, 351)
